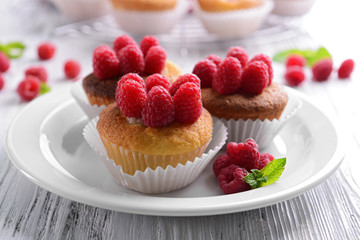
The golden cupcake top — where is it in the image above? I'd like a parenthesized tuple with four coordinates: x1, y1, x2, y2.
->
(197, 0, 263, 12)
(110, 0, 177, 11)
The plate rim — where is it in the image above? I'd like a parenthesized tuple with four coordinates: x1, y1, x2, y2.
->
(5, 85, 346, 216)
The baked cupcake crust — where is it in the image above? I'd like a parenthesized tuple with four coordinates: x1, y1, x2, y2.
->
(197, 0, 263, 12)
(201, 82, 288, 121)
(111, 0, 177, 11)
(97, 103, 213, 155)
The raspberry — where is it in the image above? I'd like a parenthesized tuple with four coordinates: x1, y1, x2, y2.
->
(250, 54, 273, 85)
(258, 153, 274, 170)
(169, 73, 200, 96)
(240, 61, 269, 94)
(146, 74, 170, 92)
(25, 66, 48, 83)
(212, 57, 242, 95)
(118, 73, 145, 90)
(284, 66, 305, 86)
(144, 46, 166, 75)
(113, 35, 137, 53)
(140, 35, 160, 57)
(192, 59, 217, 88)
(116, 80, 147, 118)
(17, 76, 41, 101)
(0, 74, 4, 90)
(205, 54, 222, 67)
(118, 45, 145, 75)
(227, 46, 248, 68)
(285, 54, 306, 68)
(64, 60, 81, 79)
(93, 45, 121, 80)
(218, 165, 251, 194)
(142, 86, 175, 127)
(226, 139, 260, 171)
(174, 82, 202, 124)
(213, 154, 231, 177)
(38, 42, 56, 60)
(338, 59, 355, 79)
(0, 52, 10, 72)
(312, 59, 333, 82)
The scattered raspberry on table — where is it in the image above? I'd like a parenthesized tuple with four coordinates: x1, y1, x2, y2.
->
(64, 60, 81, 79)
(338, 59, 355, 79)
(0, 52, 10, 72)
(38, 42, 56, 60)
(25, 66, 48, 82)
(17, 76, 41, 101)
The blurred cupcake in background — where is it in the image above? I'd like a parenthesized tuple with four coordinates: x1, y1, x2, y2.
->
(110, 0, 189, 35)
(51, 0, 112, 21)
(272, 0, 316, 16)
(194, 0, 274, 38)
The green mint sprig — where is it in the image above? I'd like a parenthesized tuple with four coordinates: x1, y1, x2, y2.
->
(273, 47, 331, 67)
(0, 41, 26, 59)
(244, 158, 286, 189)
(40, 82, 51, 95)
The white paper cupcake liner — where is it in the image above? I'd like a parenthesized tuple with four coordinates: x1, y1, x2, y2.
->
(194, 0, 274, 38)
(272, 0, 316, 16)
(216, 93, 302, 148)
(111, 0, 188, 35)
(71, 81, 106, 120)
(83, 118, 227, 193)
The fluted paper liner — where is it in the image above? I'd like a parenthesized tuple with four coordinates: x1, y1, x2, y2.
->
(194, 0, 274, 37)
(71, 81, 106, 120)
(217, 93, 302, 148)
(111, 0, 188, 35)
(83, 118, 227, 193)
(272, 0, 316, 16)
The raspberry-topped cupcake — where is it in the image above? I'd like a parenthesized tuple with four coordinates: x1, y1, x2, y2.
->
(72, 35, 182, 119)
(193, 47, 301, 147)
(84, 73, 227, 193)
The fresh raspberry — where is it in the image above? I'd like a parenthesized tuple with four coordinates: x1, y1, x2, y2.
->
(338, 59, 355, 79)
(118, 45, 145, 75)
(113, 35, 137, 53)
(118, 73, 145, 90)
(285, 54, 306, 68)
(240, 61, 269, 94)
(169, 73, 200, 96)
(0, 74, 4, 90)
(25, 66, 48, 82)
(226, 139, 260, 171)
(64, 60, 81, 79)
(0, 52, 10, 72)
(192, 59, 217, 88)
(140, 35, 160, 57)
(218, 165, 251, 194)
(284, 66, 305, 86)
(250, 54, 273, 85)
(227, 46, 248, 68)
(17, 76, 41, 101)
(212, 57, 242, 95)
(38, 42, 56, 60)
(213, 154, 231, 177)
(144, 46, 166, 75)
(93, 45, 121, 80)
(312, 59, 333, 82)
(146, 74, 170, 92)
(174, 82, 202, 124)
(258, 153, 274, 170)
(142, 86, 175, 127)
(205, 54, 222, 67)
(116, 80, 147, 118)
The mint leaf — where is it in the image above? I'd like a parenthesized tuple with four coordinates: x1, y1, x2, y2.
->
(272, 47, 331, 67)
(0, 41, 26, 59)
(40, 82, 51, 95)
(244, 158, 286, 188)
(306, 47, 331, 67)
(272, 49, 305, 63)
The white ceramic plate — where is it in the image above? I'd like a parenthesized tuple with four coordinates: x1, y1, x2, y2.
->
(5, 85, 345, 216)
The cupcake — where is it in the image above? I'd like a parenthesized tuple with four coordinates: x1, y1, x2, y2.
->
(272, 0, 316, 16)
(84, 73, 227, 193)
(110, 0, 188, 35)
(193, 47, 301, 147)
(194, 0, 274, 38)
(72, 35, 182, 119)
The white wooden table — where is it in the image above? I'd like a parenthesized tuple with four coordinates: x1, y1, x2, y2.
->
(1, 0, 360, 239)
